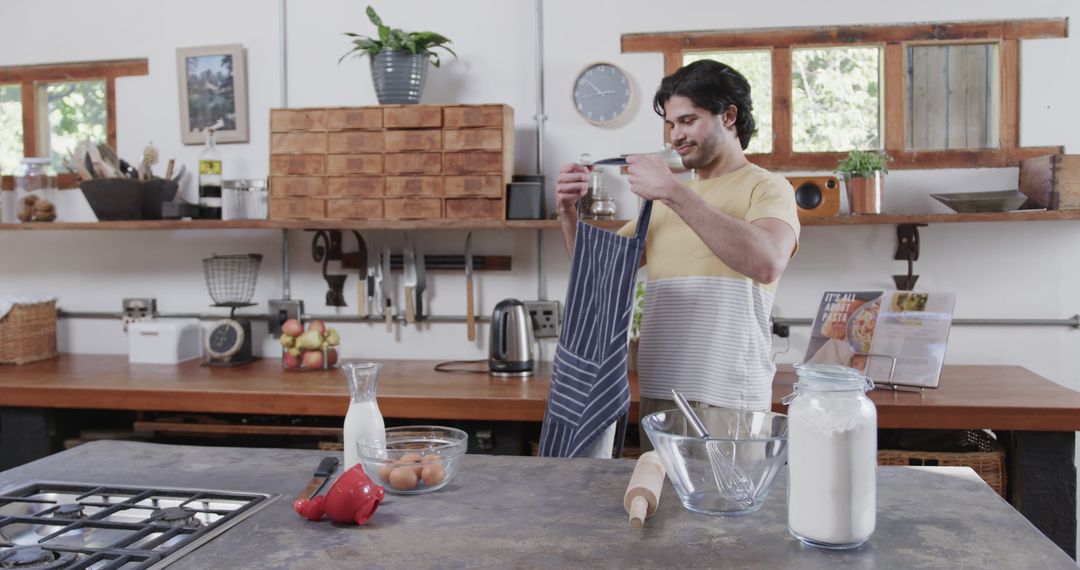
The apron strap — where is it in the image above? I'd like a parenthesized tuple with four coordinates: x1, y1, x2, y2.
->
(635, 200, 653, 241)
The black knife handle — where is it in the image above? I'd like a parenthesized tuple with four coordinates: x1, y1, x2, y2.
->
(315, 456, 339, 477)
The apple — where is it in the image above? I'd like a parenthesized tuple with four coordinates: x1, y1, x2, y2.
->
(289, 346, 302, 357)
(280, 334, 294, 348)
(325, 328, 340, 346)
(302, 349, 324, 369)
(307, 320, 327, 335)
(299, 330, 324, 350)
(283, 351, 302, 369)
(282, 319, 303, 337)
(326, 348, 339, 366)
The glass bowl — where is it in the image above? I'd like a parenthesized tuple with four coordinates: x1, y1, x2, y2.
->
(357, 426, 467, 495)
(641, 408, 788, 515)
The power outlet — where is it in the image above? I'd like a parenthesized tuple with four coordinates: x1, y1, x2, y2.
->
(121, 298, 157, 332)
(268, 299, 304, 337)
(524, 300, 561, 339)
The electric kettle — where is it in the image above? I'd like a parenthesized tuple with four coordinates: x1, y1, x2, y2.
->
(489, 298, 535, 378)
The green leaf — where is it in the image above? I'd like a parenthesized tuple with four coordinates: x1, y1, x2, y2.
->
(365, 5, 383, 29)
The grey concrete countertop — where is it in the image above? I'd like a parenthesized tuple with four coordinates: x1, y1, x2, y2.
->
(0, 441, 1072, 569)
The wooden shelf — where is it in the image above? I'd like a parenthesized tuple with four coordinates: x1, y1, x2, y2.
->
(0, 218, 629, 231)
(3, 210, 1076, 230)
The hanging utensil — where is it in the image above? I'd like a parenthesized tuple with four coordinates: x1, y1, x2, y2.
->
(352, 231, 368, 318)
(671, 389, 755, 506)
(402, 233, 417, 324)
(464, 232, 475, 341)
(414, 238, 427, 322)
(381, 245, 393, 332)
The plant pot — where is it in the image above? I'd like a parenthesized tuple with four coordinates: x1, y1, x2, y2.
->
(844, 172, 884, 214)
(370, 51, 428, 105)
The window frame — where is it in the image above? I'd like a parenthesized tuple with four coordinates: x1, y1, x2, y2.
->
(621, 19, 1066, 171)
(0, 59, 148, 189)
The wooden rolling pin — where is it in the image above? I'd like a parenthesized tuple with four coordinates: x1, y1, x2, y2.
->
(623, 451, 666, 529)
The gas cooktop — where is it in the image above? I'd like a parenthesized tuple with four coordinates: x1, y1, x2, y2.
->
(0, 481, 276, 569)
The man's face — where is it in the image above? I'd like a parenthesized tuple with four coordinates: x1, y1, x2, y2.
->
(663, 95, 737, 171)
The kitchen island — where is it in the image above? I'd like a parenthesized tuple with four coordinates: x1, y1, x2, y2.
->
(2, 355, 1079, 556)
(0, 440, 1073, 569)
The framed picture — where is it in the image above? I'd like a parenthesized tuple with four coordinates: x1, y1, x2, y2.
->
(176, 44, 248, 144)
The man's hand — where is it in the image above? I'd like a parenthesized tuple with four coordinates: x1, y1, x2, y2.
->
(626, 154, 684, 204)
(556, 163, 591, 214)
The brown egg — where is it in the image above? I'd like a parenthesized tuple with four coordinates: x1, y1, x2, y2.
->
(421, 453, 440, 464)
(376, 464, 394, 482)
(421, 463, 446, 487)
(388, 466, 418, 490)
(399, 453, 424, 476)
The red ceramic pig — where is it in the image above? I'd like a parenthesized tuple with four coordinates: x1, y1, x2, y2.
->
(293, 464, 385, 524)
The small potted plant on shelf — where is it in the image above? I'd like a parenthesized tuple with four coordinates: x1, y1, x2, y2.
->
(835, 150, 892, 215)
(340, 5, 457, 105)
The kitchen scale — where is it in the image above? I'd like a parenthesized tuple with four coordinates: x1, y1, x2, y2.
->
(202, 253, 263, 367)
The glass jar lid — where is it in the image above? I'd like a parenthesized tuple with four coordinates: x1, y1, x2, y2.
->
(782, 363, 874, 403)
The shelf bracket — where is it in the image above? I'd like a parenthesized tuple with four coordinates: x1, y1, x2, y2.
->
(312, 231, 347, 307)
(892, 223, 926, 291)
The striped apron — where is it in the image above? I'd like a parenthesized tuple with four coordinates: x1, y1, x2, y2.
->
(539, 201, 653, 457)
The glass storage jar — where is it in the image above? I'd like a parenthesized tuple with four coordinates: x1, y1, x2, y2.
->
(784, 363, 877, 550)
(13, 157, 57, 223)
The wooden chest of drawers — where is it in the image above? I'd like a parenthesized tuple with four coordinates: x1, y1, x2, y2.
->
(268, 105, 513, 221)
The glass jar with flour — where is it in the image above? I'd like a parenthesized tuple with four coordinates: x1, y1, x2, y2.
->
(783, 363, 877, 550)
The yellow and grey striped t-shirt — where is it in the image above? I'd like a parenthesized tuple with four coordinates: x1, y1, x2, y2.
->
(618, 163, 800, 411)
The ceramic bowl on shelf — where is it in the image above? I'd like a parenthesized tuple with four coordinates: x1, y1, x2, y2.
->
(357, 426, 467, 495)
(929, 190, 1029, 213)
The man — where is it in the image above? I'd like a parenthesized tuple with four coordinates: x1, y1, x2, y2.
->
(555, 60, 800, 450)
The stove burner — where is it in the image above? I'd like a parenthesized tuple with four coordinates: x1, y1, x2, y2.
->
(150, 506, 202, 529)
(52, 504, 85, 519)
(0, 547, 76, 569)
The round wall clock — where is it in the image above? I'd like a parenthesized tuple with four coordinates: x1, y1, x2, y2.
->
(572, 62, 634, 126)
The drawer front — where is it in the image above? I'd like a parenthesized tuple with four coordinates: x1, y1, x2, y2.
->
(384, 198, 442, 220)
(269, 197, 325, 219)
(328, 131, 385, 153)
(444, 175, 503, 197)
(443, 129, 502, 151)
(270, 154, 326, 175)
(327, 176, 385, 198)
(443, 152, 504, 175)
(385, 152, 442, 175)
(326, 198, 384, 219)
(443, 105, 507, 128)
(445, 198, 503, 220)
(326, 107, 383, 130)
(269, 176, 326, 197)
(326, 154, 384, 175)
(270, 109, 327, 131)
(271, 132, 328, 154)
(386, 176, 444, 197)
(383, 106, 442, 129)
(385, 129, 442, 151)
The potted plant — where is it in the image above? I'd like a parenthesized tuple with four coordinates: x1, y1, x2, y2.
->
(340, 5, 457, 105)
(836, 150, 892, 214)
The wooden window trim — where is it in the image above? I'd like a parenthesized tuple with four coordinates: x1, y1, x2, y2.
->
(622, 19, 1066, 171)
(0, 59, 148, 189)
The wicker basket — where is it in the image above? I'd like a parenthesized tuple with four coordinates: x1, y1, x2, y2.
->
(0, 300, 58, 364)
(878, 431, 1006, 498)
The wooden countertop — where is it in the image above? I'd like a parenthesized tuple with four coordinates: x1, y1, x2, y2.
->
(3, 355, 1080, 431)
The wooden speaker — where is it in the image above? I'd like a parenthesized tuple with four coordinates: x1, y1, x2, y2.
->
(786, 176, 840, 219)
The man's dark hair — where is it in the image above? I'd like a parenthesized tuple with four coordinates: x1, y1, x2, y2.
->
(653, 60, 757, 150)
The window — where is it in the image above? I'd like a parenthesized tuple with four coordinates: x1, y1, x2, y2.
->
(0, 59, 147, 187)
(622, 19, 1066, 171)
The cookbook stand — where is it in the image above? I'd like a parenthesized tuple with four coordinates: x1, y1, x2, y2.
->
(860, 353, 930, 392)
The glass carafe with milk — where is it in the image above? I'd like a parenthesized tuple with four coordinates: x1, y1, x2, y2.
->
(342, 361, 386, 469)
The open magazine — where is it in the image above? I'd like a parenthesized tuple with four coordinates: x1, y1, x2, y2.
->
(803, 291, 957, 389)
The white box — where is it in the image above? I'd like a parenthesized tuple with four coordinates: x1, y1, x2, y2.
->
(128, 319, 203, 364)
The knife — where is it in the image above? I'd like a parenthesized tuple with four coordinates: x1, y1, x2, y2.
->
(353, 232, 368, 318)
(296, 456, 339, 501)
(382, 244, 393, 332)
(465, 232, 475, 341)
(365, 239, 376, 319)
(415, 239, 427, 322)
(402, 233, 417, 324)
